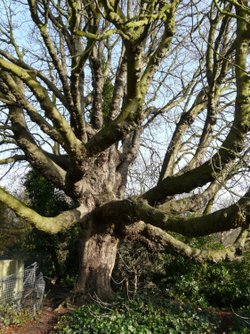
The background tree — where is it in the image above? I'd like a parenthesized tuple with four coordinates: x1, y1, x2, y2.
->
(0, 0, 249, 300)
(0, 201, 28, 255)
(22, 169, 79, 281)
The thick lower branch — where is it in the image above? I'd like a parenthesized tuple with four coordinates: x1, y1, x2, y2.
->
(134, 198, 250, 237)
(140, 222, 247, 263)
(0, 187, 88, 234)
(94, 193, 250, 237)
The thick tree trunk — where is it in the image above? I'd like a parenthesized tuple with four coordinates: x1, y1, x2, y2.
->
(75, 220, 119, 300)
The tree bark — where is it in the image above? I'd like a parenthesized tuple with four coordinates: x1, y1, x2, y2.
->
(75, 220, 119, 300)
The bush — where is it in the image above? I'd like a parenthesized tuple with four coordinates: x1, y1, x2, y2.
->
(164, 252, 250, 308)
(114, 239, 250, 309)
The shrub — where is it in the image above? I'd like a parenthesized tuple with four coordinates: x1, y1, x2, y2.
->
(114, 239, 250, 309)
(164, 252, 250, 308)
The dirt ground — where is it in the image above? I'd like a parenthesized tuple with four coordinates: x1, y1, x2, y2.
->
(1, 307, 61, 334)
(1, 285, 70, 334)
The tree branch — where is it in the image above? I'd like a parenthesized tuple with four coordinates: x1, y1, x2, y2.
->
(1, 72, 65, 144)
(28, 0, 74, 109)
(0, 187, 88, 234)
(0, 155, 26, 165)
(94, 189, 250, 238)
(0, 58, 84, 156)
(158, 88, 207, 180)
(9, 106, 66, 188)
(0, 50, 69, 108)
(139, 222, 248, 263)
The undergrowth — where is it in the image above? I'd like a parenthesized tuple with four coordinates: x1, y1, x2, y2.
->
(53, 297, 221, 334)
(53, 296, 250, 333)
(0, 305, 32, 333)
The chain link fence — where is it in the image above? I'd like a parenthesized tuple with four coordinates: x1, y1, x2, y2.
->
(0, 262, 45, 314)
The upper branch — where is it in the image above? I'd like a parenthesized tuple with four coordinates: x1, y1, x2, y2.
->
(0, 58, 84, 156)
(9, 106, 66, 188)
(158, 87, 207, 181)
(86, 1, 180, 155)
(89, 45, 105, 129)
(143, 8, 250, 205)
(0, 155, 26, 165)
(140, 0, 179, 94)
(28, 0, 74, 109)
(0, 50, 68, 108)
(0, 71, 64, 144)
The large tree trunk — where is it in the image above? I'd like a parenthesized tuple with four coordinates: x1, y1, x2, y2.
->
(75, 220, 119, 300)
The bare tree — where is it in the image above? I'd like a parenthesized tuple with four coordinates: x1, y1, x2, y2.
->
(0, 0, 249, 299)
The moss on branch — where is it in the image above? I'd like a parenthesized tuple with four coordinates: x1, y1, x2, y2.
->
(0, 187, 88, 234)
(143, 224, 240, 263)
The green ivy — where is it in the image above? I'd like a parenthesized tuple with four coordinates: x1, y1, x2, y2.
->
(114, 240, 250, 310)
(53, 298, 220, 334)
(164, 252, 250, 308)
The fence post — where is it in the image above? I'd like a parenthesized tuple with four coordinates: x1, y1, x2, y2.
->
(0, 259, 24, 305)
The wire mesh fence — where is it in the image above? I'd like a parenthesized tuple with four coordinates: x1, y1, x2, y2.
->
(0, 262, 45, 314)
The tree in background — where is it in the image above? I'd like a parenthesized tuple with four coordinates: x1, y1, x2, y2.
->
(22, 169, 79, 281)
(0, 172, 79, 281)
(0, 1, 249, 300)
(0, 202, 28, 256)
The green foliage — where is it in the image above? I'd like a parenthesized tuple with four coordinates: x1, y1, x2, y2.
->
(24, 169, 71, 216)
(54, 245, 250, 334)
(60, 274, 77, 288)
(114, 240, 250, 309)
(3, 170, 80, 280)
(53, 298, 220, 334)
(231, 304, 250, 333)
(22, 170, 79, 279)
(87, 78, 113, 124)
(0, 305, 32, 330)
(0, 202, 29, 256)
(163, 252, 250, 308)
(186, 235, 225, 251)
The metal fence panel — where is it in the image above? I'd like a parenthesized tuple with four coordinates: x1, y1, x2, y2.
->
(0, 262, 45, 314)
